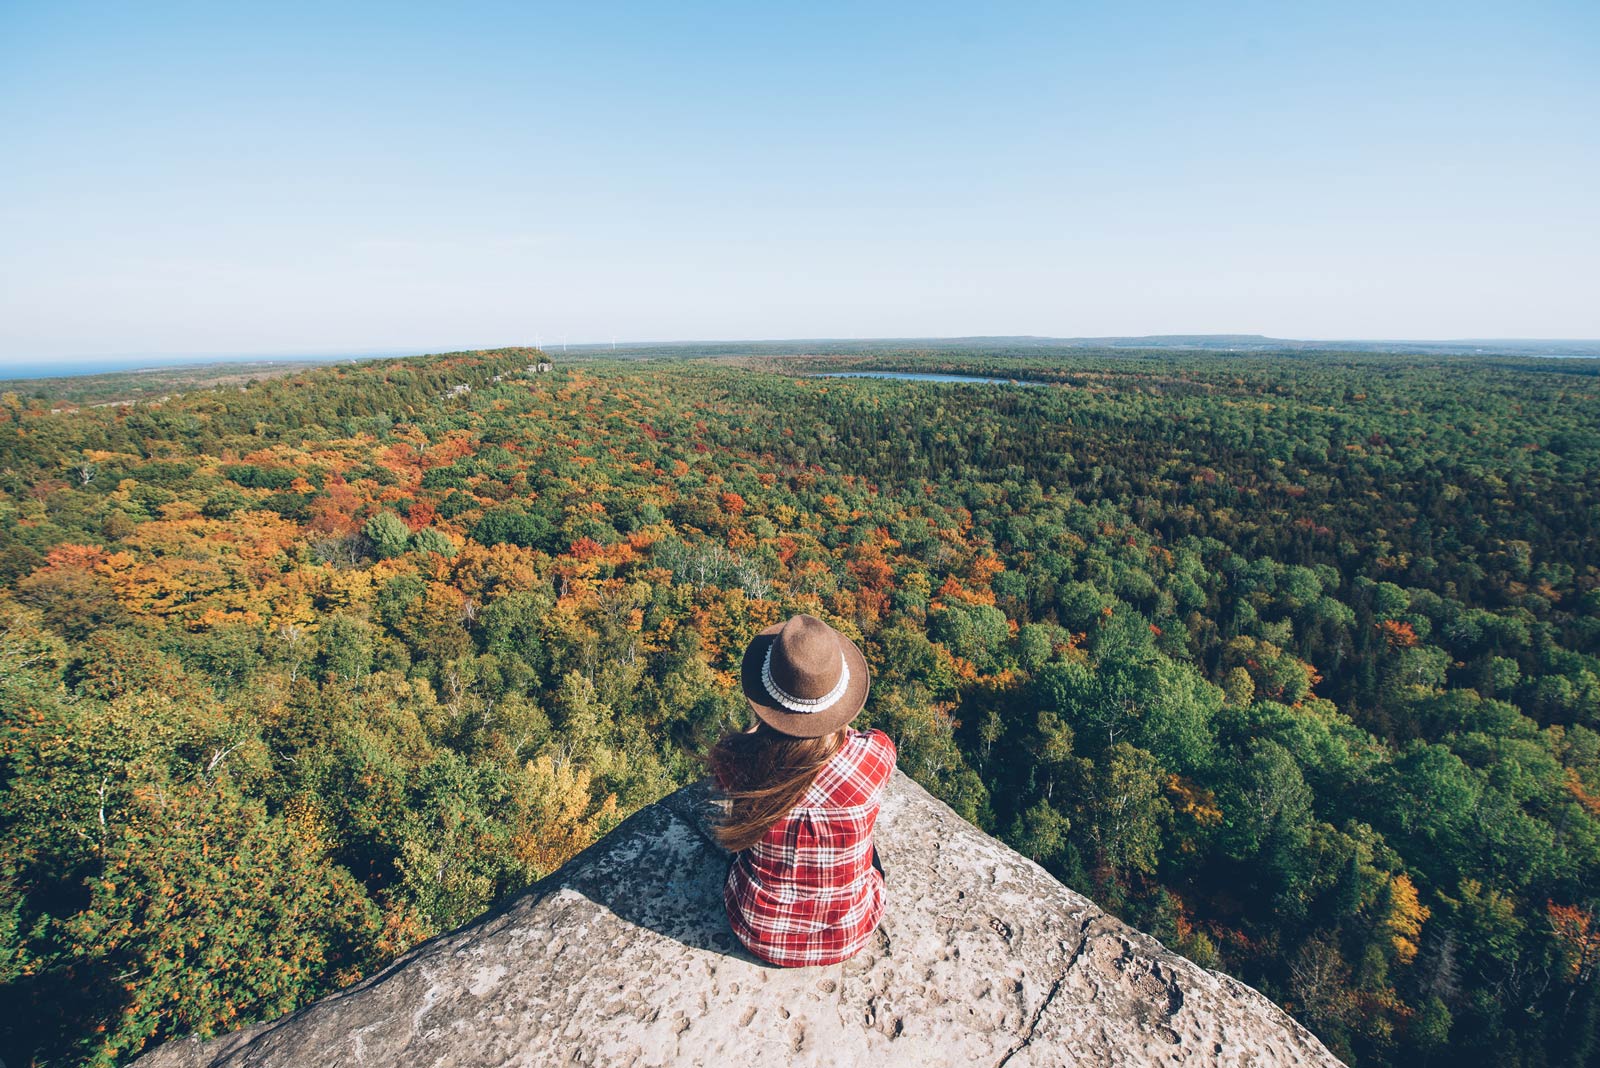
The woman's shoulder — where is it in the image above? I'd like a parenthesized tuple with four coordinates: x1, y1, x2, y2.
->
(857, 725, 896, 757)
(850, 727, 897, 765)
(805, 728, 896, 808)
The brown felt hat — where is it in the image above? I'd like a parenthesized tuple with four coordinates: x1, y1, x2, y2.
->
(740, 614, 871, 737)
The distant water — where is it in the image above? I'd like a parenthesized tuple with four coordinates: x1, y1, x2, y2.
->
(0, 357, 322, 381)
(816, 371, 1042, 386)
(0, 351, 427, 382)
(0, 358, 181, 379)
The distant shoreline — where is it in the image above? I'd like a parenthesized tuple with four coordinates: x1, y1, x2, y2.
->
(0, 357, 341, 382)
(0, 352, 430, 382)
(3, 335, 1599, 383)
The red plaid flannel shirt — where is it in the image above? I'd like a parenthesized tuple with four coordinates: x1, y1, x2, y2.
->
(720, 728, 897, 967)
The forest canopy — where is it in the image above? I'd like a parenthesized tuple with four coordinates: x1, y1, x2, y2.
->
(1, 345, 1598, 1067)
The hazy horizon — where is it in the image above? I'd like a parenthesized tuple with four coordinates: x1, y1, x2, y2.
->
(6, 332, 1600, 382)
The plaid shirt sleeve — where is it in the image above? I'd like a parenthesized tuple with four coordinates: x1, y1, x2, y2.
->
(723, 728, 898, 967)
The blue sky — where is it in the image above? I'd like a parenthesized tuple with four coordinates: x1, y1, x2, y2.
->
(1, 1, 1597, 364)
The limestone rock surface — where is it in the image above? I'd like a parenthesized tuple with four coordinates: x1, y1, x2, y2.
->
(134, 771, 1343, 1068)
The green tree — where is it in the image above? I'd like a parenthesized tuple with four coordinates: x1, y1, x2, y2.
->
(410, 526, 457, 557)
(14, 779, 380, 1067)
(1077, 741, 1170, 881)
(363, 511, 411, 559)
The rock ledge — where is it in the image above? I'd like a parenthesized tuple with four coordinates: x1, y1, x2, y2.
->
(135, 771, 1343, 1067)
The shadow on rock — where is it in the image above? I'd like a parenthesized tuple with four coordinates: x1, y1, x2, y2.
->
(524, 778, 783, 968)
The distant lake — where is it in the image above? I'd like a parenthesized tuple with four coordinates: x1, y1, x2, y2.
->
(816, 371, 1042, 386)
(0, 351, 421, 382)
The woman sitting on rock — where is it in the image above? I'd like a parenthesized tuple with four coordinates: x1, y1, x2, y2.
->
(709, 613, 897, 967)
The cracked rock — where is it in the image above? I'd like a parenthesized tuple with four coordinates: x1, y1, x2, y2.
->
(133, 772, 1344, 1068)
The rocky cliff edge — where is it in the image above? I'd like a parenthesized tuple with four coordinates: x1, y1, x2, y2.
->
(134, 771, 1344, 1067)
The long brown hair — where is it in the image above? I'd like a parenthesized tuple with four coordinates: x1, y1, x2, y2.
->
(707, 724, 847, 852)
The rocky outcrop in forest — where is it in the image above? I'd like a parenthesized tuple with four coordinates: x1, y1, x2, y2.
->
(134, 771, 1342, 1068)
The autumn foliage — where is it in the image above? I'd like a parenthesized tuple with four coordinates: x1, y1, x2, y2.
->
(1, 346, 1598, 1068)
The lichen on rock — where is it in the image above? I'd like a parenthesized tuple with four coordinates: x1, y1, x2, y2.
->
(134, 771, 1343, 1067)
